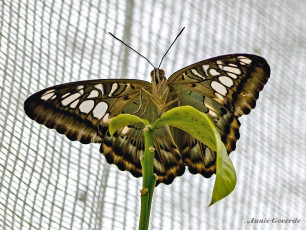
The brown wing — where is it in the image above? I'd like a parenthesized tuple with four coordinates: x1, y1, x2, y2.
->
(168, 54, 270, 177)
(100, 93, 185, 185)
(24, 79, 150, 143)
(101, 122, 185, 185)
(24, 79, 185, 184)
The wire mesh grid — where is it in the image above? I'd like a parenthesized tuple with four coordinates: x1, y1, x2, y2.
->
(1, 0, 305, 229)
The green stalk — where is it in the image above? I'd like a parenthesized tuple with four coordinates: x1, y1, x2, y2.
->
(139, 127, 156, 230)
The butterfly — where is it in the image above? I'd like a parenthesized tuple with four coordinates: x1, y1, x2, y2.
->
(24, 53, 270, 185)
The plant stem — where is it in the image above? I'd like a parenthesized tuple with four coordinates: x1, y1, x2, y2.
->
(139, 128, 156, 230)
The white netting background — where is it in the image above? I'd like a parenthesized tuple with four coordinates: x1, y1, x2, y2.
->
(0, 0, 305, 229)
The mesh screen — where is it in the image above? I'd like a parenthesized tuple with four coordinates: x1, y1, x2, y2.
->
(1, 0, 305, 229)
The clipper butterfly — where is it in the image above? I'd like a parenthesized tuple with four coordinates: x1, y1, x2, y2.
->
(24, 53, 270, 184)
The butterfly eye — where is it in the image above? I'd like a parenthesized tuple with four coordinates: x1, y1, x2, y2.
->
(159, 69, 165, 77)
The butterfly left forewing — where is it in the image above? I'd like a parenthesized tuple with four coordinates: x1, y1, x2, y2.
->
(168, 54, 270, 176)
(24, 79, 151, 144)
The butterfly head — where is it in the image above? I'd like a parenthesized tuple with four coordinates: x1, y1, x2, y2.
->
(150, 68, 166, 84)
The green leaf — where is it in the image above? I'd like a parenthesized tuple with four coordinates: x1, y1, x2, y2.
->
(152, 106, 217, 151)
(109, 114, 149, 136)
(152, 105, 236, 205)
(209, 130, 237, 206)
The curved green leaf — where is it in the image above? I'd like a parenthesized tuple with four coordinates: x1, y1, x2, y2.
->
(152, 106, 216, 151)
(209, 130, 237, 206)
(152, 105, 236, 205)
(109, 114, 149, 136)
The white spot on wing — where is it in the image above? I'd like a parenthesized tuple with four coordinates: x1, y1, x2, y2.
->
(227, 72, 237, 79)
(229, 63, 238, 67)
(77, 85, 84, 90)
(121, 126, 130, 135)
(108, 83, 118, 97)
(219, 76, 234, 87)
(211, 81, 227, 96)
(62, 93, 82, 106)
(215, 92, 224, 100)
(223, 66, 241, 75)
(88, 90, 99, 98)
(70, 99, 79, 108)
(41, 89, 56, 101)
(92, 101, 108, 119)
(94, 84, 104, 95)
(238, 56, 252, 65)
(61, 92, 70, 98)
(202, 65, 209, 75)
(102, 113, 110, 123)
(208, 109, 218, 118)
(191, 69, 205, 79)
(41, 93, 55, 101)
(216, 60, 224, 70)
(42, 89, 55, 95)
(209, 69, 220, 76)
(79, 100, 95, 114)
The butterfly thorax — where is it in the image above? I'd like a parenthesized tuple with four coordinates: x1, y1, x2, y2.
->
(147, 68, 177, 115)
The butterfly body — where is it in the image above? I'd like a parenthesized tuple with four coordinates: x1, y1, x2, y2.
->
(24, 54, 270, 184)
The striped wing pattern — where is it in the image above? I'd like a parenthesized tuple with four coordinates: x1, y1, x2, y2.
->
(24, 79, 185, 184)
(100, 92, 185, 184)
(169, 54, 270, 177)
(24, 79, 149, 143)
(24, 54, 270, 185)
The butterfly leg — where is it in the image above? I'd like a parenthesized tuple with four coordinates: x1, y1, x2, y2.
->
(141, 87, 160, 108)
(138, 99, 150, 118)
(131, 89, 144, 115)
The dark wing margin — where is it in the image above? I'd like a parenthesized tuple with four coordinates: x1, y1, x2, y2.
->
(101, 123, 185, 185)
(100, 94, 185, 185)
(25, 78, 185, 185)
(168, 54, 270, 117)
(169, 54, 270, 177)
(24, 79, 150, 144)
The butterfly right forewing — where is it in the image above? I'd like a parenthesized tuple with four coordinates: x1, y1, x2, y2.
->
(24, 79, 151, 144)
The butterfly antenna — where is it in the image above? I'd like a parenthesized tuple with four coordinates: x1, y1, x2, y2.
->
(158, 27, 185, 68)
(109, 32, 155, 69)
